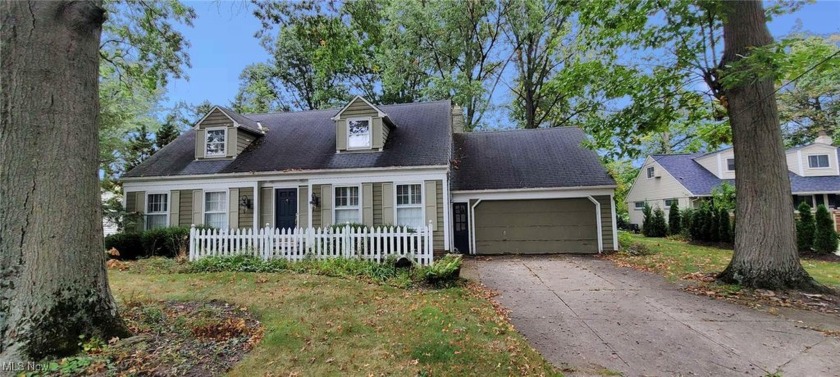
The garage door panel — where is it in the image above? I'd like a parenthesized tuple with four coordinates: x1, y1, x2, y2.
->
(474, 198, 598, 254)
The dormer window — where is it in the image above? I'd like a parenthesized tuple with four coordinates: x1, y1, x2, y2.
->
(205, 128, 227, 157)
(808, 154, 830, 168)
(726, 158, 735, 171)
(347, 118, 371, 149)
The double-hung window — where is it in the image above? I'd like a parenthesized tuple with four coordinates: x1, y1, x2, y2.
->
(646, 166, 655, 178)
(396, 184, 423, 228)
(204, 191, 227, 228)
(634, 201, 645, 210)
(347, 118, 371, 149)
(726, 158, 735, 171)
(205, 128, 226, 157)
(808, 154, 830, 168)
(334, 186, 360, 224)
(145, 193, 168, 230)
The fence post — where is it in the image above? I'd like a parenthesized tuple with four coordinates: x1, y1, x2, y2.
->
(427, 220, 434, 265)
(342, 222, 349, 258)
(189, 224, 196, 261)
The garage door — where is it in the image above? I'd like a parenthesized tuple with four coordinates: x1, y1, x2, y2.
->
(474, 198, 598, 254)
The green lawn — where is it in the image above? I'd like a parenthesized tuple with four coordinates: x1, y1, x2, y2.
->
(613, 233, 840, 289)
(108, 264, 560, 376)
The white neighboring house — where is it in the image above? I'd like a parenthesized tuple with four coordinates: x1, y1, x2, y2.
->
(626, 133, 840, 227)
(102, 191, 119, 236)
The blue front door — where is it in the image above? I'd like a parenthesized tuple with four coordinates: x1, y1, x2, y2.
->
(275, 188, 297, 229)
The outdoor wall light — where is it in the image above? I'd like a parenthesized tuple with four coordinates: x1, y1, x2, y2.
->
(239, 196, 253, 210)
(310, 193, 320, 208)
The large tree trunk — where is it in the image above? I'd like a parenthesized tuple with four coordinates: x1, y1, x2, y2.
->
(716, 1, 827, 292)
(1, 0, 129, 361)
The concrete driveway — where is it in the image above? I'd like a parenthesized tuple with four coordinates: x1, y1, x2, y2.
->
(463, 255, 840, 376)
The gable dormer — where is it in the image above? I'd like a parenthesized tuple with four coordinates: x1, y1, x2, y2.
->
(693, 148, 735, 179)
(785, 133, 839, 177)
(194, 107, 263, 160)
(332, 96, 395, 152)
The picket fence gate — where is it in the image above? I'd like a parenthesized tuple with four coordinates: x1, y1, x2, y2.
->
(189, 222, 435, 266)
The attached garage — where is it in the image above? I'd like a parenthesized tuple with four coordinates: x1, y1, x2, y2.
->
(473, 198, 598, 254)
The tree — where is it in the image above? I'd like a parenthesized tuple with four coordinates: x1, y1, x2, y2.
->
(649, 208, 668, 237)
(718, 207, 732, 243)
(796, 202, 815, 251)
(124, 125, 156, 172)
(155, 114, 182, 149)
(641, 202, 653, 236)
(706, 205, 719, 242)
(668, 204, 681, 236)
(715, 1, 823, 291)
(813, 204, 838, 254)
(1, 0, 129, 361)
(690, 207, 706, 241)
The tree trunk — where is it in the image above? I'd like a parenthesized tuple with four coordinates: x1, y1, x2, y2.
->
(716, 1, 827, 292)
(0, 0, 129, 361)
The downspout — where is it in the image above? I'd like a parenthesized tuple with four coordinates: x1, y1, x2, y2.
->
(587, 196, 603, 253)
(610, 194, 618, 251)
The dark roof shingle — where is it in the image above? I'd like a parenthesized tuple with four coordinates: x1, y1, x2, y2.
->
(452, 127, 615, 191)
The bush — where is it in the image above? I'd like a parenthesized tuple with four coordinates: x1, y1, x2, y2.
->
(104, 232, 145, 260)
(641, 203, 653, 237)
(421, 254, 462, 285)
(141, 226, 190, 258)
(707, 207, 719, 242)
(647, 208, 668, 237)
(796, 202, 815, 252)
(813, 204, 838, 254)
(718, 208, 732, 243)
(690, 208, 705, 241)
(668, 205, 681, 236)
(618, 231, 634, 249)
(680, 208, 694, 238)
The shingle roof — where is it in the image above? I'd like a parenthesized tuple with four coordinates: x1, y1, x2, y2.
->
(451, 127, 615, 191)
(216, 106, 262, 134)
(653, 151, 840, 195)
(124, 100, 453, 178)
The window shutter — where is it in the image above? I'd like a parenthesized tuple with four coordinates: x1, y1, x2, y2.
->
(195, 129, 205, 159)
(135, 192, 146, 232)
(372, 118, 383, 149)
(321, 185, 333, 226)
(424, 180, 437, 230)
(260, 187, 273, 228)
(336, 120, 347, 151)
(192, 189, 203, 225)
(362, 183, 373, 226)
(229, 188, 239, 230)
(382, 182, 394, 224)
(225, 127, 235, 157)
(170, 190, 180, 226)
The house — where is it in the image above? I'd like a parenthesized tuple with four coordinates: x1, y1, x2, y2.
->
(626, 133, 840, 227)
(122, 97, 617, 254)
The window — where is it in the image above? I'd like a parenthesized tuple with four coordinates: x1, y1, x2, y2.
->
(646, 166, 655, 178)
(665, 198, 678, 207)
(808, 154, 830, 168)
(347, 118, 371, 149)
(634, 201, 645, 210)
(204, 191, 227, 228)
(726, 158, 735, 171)
(145, 193, 168, 230)
(334, 186, 360, 224)
(396, 184, 423, 228)
(205, 128, 226, 157)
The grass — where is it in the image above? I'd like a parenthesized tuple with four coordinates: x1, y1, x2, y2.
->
(612, 233, 840, 289)
(108, 259, 560, 376)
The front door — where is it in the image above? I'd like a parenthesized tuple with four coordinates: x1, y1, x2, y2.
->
(275, 188, 297, 229)
(453, 203, 470, 253)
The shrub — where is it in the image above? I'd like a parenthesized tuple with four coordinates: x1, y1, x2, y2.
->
(641, 203, 653, 237)
(690, 209, 705, 241)
(104, 232, 144, 260)
(647, 208, 668, 237)
(813, 204, 838, 254)
(618, 231, 634, 249)
(796, 202, 815, 251)
(718, 208, 732, 243)
(624, 242, 652, 256)
(421, 254, 462, 285)
(668, 205, 681, 236)
(707, 207, 719, 242)
(141, 226, 190, 258)
(680, 208, 694, 238)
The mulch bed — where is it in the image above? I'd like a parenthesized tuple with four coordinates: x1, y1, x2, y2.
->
(51, 300, 263, 376)
(799, 250, 840, 262)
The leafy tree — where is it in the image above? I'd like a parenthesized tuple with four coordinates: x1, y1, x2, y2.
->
(233, 63, 286, 113)
(718, 207, 732, 244)
(641, 202, 653, 237)
(605, 160, 636, 217)
(813, 204, 838, 254)
(649, 207, 668, 238)
(711, 182, 736, 212)
(668, 204, 681, 236)
(2, 0, 129, 360)
(796, 202, 815, 251)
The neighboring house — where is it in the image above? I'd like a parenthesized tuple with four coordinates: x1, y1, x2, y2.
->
(122, 96, 617, 254)
(626, 133, 840, 227)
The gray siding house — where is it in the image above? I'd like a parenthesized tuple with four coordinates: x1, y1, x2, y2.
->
(122, 96, 617, 254)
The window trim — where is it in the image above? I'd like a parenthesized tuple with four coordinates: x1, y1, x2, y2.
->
(394, 182, 425, 229)
(726, 158, 735, 172)
(634, 201, 645, 210)
(646, 166, 655, 179)
(664, 198, 678, 208)
(346, 117, 373, 150)
(807, 154, 831, 169)
(333, 185, 362, 224)
(205, 127, 227, 157)
(145, 191, 169, 230)
(203, 190, 228, 229)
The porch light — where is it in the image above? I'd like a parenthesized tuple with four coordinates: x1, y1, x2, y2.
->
(310, 193, 320, 208)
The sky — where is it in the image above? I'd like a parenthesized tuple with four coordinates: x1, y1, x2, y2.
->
(162, 0, 840, 115)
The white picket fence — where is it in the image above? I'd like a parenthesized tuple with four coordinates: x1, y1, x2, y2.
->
(188, 221, 435, 266)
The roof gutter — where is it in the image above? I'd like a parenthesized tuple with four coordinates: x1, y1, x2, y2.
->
(451, 185, 617, 194)
(121, 164, 451, 182)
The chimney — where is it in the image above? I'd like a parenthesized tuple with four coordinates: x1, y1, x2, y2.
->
(452, 105, 464, 134)
(815, 130, 833, 145)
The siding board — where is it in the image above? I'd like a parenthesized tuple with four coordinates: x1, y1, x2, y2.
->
(179, 190, 192, 226)
(372, 183, 383, 226)
(239, 187, 254, 228)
